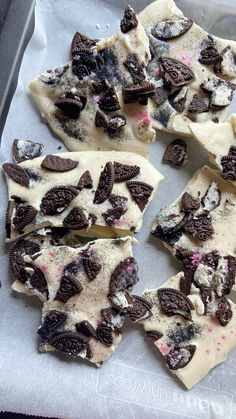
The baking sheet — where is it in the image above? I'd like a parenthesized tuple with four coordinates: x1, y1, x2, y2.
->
(0, 0, 236, 417)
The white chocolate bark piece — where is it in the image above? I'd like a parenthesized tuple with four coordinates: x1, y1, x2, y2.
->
(29, 7, 155, 157)
(189, 114, 236, 186)
(27, 237, 139, 365)
(3, 150, 163, 241)
(140, 272, 236, 389)
(139, 0, 236, 136)
(151, 166, 236, 295)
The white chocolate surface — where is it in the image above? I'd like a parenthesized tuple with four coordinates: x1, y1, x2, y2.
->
(189, 114, 236, 187)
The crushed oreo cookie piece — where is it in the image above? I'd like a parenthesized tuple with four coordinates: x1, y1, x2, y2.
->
(5, 200, 15, 238)
(165, 344, 196, 370)
(123, 53, 145, 84)
(200, 287, 215, 315)
(38, 310, 67, 339)
(71, 31, 97, 57)
(102, 207, 126, 226)
(120, 5, 138, 33)
(92, 79, 109, 95)
(221, 150, 236, 181)
(109, 194, 128, 209)
(40, 186, 78, 215)
(114, 162, 140, 182)
(55, 275, 83, 303)
(146, 330, 163, 341)
(215, 256, 236, 297)
(199, 45, 221, 65)
(107, 115, 126, 136)
(179, 276, 191, 295)
(163, 138, 187, 167)
(167, 323, 199, 345)
(2, 163, 30, 187)
(48, 331, 92, 358)
(168, 86, 187, 113)
(72, 48, 102, 79)
(13, 139, 44, 163)
(40, 65, 68, 84)
(77, 170, 93, 190)
(94, 162, 114, 204)
(151, 18, 193, 40)
(28, 268, 48, 296)
(152, 212, 188, 245)
(98, 87, 121, 113)
(152, 87, 169, 107)
(95, 111, 108, 128)
(101, 307, 125, 334)
(201, 181, 221, 212)
(63, 207, 89, 230)
(157, 288, 194, 321)
(109, 257, 138, 296)
(96, 323, 113, 346)
(181, 192, 200, 212)
(127, 181, 153, 211)
(159, 56, 194, 87)
(126, 295, 152, 322)
(215, 297, 232, 326)
(41, 155, 78, 172)
(122, 81, 155, 105)
(75, 320, 96, 337)
(13, 204, 37, 232)
(82, 252, 102, 281)
(55, 96, 86, 119)
(184, 214, 214, 241)
(9, 239, 40, 282)
(188, 94, 209, 113)
(201, 75, 235, 107)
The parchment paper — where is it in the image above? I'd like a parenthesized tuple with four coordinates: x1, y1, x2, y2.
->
(0, 0, 236, 417)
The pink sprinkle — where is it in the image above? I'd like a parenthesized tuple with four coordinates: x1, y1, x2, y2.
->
(156, 67, 161, 76)
(41, 263, 49, 273)
(191, 253, 203, 267)
(205, 349, 210, 354)
(137, 111, 151, 126)
(180, 51, 193, 67)
(208, 327, 213, 333)
(92, 95, 100, 104)
(156, 343, 170, 355)
(113, 218, 124, 229)
(221, 336, 226, 340)
(49, 250, 56, 257)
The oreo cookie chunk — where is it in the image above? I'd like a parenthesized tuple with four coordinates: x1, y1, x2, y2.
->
(163, 138, 187, 167)
(151, 166, 236, 295)
(4, 150, 163, 243)
(139, 0, 236, 136)
(29, 6, 155, 157)
(13, 139, 44, 163)
(139, 272, 236, 389)
(31, 237, 139, 365)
